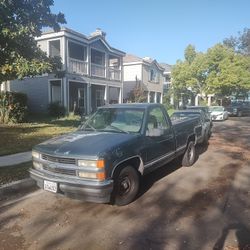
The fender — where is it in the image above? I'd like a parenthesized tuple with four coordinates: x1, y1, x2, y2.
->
(111, 155, 144, 177)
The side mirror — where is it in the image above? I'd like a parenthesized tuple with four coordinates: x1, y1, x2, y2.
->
(146, 128, 164, 137)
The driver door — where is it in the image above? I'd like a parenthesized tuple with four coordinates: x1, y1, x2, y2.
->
(144, 107, 175, 170)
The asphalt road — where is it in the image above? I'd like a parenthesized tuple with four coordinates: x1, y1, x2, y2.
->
(0, 117, 250, 250)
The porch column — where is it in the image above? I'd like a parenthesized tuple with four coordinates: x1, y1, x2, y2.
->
(160, 93, 163, 104)
(154, 92, 157, 103)
(207, 94, 213, 106)
(104, 85, 109, 104)
(87, 83, 91, 114)
(63, 77, 68, 112)
(195, 94, 200, 106)
(147, 91, 151, 103)
(118, 87, 122, 104)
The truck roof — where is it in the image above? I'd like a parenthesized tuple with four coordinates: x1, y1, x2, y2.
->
(100, 103, 164, 109)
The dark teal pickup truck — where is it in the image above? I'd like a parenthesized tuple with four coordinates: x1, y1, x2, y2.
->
(30, 103, 200, 205)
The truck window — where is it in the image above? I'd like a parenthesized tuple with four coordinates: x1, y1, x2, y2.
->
(147, 107, 169, 130)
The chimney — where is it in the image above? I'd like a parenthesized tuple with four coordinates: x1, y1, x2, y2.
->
(90, 28, 106, 39)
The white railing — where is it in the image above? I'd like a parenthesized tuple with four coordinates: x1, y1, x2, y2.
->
(91, 63, 105, 78)
(68, 58, 88, 75)
(108, 67, 121, 81)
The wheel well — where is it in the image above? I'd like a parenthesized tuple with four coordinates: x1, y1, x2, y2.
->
(187, 134, 196, 143)
(112, 157, 142, 178)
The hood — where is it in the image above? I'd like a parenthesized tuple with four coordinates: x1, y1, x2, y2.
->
(34, 130, 138, 158)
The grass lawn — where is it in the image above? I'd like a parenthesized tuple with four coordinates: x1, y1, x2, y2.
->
(0, 161, 32, 186)
(0, 115, 82, 156)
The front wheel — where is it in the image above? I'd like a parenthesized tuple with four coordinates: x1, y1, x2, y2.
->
(182, 141, 196, 167)
(112, 166, 140, 206)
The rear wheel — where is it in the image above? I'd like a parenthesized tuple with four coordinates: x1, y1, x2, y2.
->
(112, 166, 140, 206)
(182, 141, 196, 167)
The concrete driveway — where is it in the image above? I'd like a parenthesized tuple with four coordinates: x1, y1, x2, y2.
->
(0, 117, 250, 250)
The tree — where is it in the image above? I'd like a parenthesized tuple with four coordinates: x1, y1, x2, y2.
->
(0, 0, 66, 82)
(206, 44, 250, 96)
(184, 44, 197, 64)
(172, 43, 250, 101)
(128, 79, 147, 103)
(223, 28, 250, 56)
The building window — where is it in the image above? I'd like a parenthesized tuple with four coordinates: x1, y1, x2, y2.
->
(149, 69, 158, 82)
(68, 41, 86, 61)
(50, 80, 62, 104)
(49, 40, 60, 57)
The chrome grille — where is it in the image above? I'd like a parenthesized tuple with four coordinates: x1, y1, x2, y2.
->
(43, 165, 76, 176)
(41, 154, 76, 165)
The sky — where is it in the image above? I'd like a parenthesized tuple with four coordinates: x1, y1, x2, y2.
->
(52, 0, 250, 65)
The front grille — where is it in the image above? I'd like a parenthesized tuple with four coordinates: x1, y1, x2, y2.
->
(43, 165, 76, 176)
(41, 154, 76, 165)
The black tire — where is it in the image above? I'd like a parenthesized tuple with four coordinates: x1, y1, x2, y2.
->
(182, 141, 196, 167)
(202, 131, 209, 145)
(112, 166, 140, 206)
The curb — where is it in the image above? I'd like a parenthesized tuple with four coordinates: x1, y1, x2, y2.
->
(0, 178, 36, 196)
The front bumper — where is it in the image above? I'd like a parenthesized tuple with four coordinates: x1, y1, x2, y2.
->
(30, 169, 113, 203)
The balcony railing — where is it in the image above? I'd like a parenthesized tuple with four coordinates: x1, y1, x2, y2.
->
(108, 67, 121, 81)
(91, 63, 105, 78)
(68, 58, 88, 75)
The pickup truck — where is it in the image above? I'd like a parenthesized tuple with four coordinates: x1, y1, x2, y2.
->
(30, 103, 199, 206)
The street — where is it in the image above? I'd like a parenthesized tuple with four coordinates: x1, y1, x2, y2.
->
(0, 117, 250, 250)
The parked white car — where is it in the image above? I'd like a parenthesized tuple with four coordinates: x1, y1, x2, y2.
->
(209, 106, 228, 121)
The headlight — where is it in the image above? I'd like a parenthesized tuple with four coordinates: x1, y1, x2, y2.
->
(78, 159, 105, 169)
(32, 151, 40, 159)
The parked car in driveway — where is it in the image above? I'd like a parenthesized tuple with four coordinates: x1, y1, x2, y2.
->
(209, 106, 228, 121)
(225, 101, 250, 117)
(30, 103, 201, 206)
(171, 110, 211, 144)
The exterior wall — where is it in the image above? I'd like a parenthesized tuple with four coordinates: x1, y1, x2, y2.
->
(142, 64, 164, 93)
(123, 64, 142, 81)
(37, 40, 48, 54)
(8, 76, 51, 112)
(90, 40, 108, 52)
(123, 62, 164, 102)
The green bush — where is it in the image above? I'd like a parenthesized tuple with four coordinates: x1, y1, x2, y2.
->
(48, 102, 66, 118)
(0, 91, 28, 123)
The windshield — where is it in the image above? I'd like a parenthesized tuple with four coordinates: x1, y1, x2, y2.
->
(80, 108, 145, 133)
(209, 106, 223, 112)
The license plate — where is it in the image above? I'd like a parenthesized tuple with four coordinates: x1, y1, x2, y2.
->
(44, 180, 57, 193)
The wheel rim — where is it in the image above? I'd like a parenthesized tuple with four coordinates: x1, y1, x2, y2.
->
(187, 144, 194, 162)
(118, 175, 132, 197)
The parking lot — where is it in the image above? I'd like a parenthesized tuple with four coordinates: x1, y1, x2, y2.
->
(0, 117, 250, 250)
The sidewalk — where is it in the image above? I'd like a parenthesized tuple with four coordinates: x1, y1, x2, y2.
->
(0, 151, 32, 167)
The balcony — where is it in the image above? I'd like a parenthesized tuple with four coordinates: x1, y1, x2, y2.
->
(91, 63, 105, 78)
(108, 67, 121, 81)
(68, 58, 88, 75)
